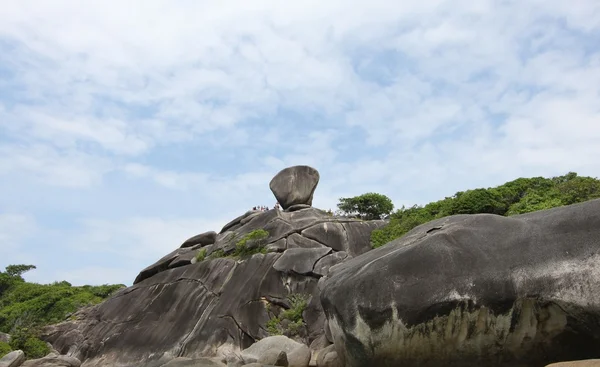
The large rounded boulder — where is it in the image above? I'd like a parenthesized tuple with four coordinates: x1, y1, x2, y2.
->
(269, 166, 320, 210)
(320, 199, 600, 367)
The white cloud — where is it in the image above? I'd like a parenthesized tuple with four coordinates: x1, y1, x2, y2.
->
(0, 213, 37, 250)
(0, 0, 599, 284)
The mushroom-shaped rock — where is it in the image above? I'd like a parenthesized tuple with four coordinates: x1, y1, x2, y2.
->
(269, 166, 320, 210)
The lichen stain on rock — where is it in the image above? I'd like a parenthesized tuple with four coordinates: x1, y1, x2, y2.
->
(330, 298, 569, 367)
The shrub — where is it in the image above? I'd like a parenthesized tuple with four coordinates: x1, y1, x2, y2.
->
(0, 341, 11, 357)
(210, 249, 226, 259)
(370, 172, 600, 248)
(8, 328, 50, 359)
(229, 230, 269, 259)
(195, 248, 207, 262)
(266, 293, 308, 337)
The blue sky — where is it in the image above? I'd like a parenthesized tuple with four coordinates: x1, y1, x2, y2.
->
(1, 0, 599, 286)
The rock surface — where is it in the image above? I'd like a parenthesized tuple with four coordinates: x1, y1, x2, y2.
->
(546, 361, 600, 367)
(321, 199, 600, 367)
(43, 206, 384, 367)
(269, 166, 319, 210)
(240, 336, 309, 367)
(0, 350, 24, 367)
(180, 231, 217, 248)
(160, 357, 226, 366)
(0, 332, 9, 344)
(20, 354, 81, 367)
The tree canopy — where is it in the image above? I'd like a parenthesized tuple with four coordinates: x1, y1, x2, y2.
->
(337, 192, 394, 220)
(370, 172, 600, 248)
(0, 265, 124, 359)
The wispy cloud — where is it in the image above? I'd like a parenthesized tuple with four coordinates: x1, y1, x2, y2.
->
(0, 0, 598, 284)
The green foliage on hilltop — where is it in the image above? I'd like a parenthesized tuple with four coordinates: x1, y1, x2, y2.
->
(337, 192, 394, 220)
(371, 172, 600, 248)
(0, 265, 124, 359)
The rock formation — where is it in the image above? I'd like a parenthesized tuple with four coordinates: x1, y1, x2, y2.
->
(320, 199, 600, 367)
(0, 350, 24, 367)
(13, 165, 598, 367)
(269, 166, 319, 210)
(42, 166, 385, 367)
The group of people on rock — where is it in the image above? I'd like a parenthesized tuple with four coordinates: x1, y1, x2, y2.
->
(252, 202, 281, 211)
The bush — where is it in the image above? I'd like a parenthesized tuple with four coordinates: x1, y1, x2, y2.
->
(0, 341, 11, 357)
(266, 293, 308, 336)
(337, 193, 394, 220)
(195, 248, 207, 262)
(232, 230, 269, 258)
(8, 328, 50, 359)
(371, 172, 600, 248)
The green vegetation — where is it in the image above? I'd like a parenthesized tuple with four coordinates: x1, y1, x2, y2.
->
(198, 230, 270, 261)
(0, 341, 11, 356)
(8, 328, 50, 359)
(266, 293, 309, 337)
(195, 248, 207, 262)
(233, 229, 269, 257)
(210, 249, 226, 258)
(337, 192, 394, 220)
(371, 172, 600, 248)
(0, 265, 124, 359)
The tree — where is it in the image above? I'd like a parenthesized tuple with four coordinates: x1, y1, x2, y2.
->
(337, 193, 394, 220)
(5, 265, 36, 279)
(1, 265, 36, 297)
(450, 189, 506, 215)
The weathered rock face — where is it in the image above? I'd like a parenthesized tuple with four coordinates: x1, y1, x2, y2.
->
(0, 350, 24, 367)
(321, 199, 600, 367)
(44, 206, 385, 367)
(20, 354, 81, 367)
(180, 231, 217, 249)
(240, 335, 309, 367)
(269, 166, 319, 210)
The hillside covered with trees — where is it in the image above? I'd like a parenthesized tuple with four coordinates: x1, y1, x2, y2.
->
(370, 172, 600, 248)
(0, 265, 124, 359)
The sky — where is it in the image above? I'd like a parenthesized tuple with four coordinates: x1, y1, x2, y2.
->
(0, 0, 599, 286)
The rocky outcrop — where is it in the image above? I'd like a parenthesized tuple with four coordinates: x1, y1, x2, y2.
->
(0, 333, 9, 344)
(180, 231, 217, 249)
(321, 199, 600, 367)
(42, 166, 385, 367)
(0, 350, 24, 367)
(240, 336, 309, 367)
(269, 166, 319, 210)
